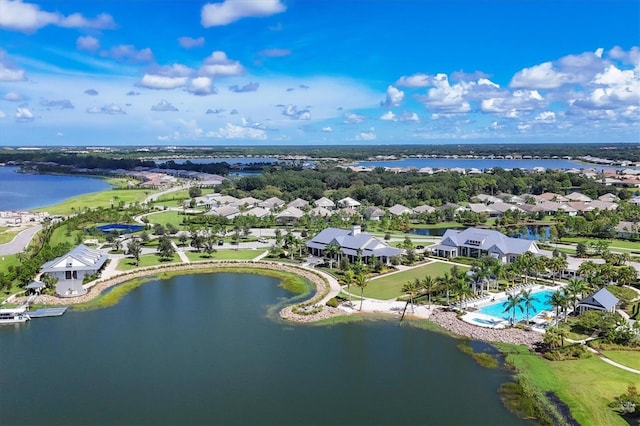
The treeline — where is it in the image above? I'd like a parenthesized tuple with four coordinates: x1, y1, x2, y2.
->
(229, 167, 627, 207)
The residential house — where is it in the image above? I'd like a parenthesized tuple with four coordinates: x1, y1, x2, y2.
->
(314, 197, 335, 209)
(488, 202, 524, 215)
(429, 227, 539, 264)
(40, 244, 108, 297)
(242, 207, 271, 219)
(309, 206, 332, 217)
(364, 206, 385, 221)
(337, 197, 361, 208)
(412, 204, 435, 214)
(306, 225, 403, 265)
(287, 198, 309, 209)
(615, 221, 640, 239)
(388, 204, 412, 216)
(206, 205, 240, 219)
(565, 192, 593, 202)
(213, 195, 239, 206)
(260, 197, 286, 210)
(598, 193, 620, 203)
(577, 288, 619, 314)
(276, 207, 304, 224)
(474, 194, 502, 204)
(466, 203, 499, 216)
(233, 196, 262, 209)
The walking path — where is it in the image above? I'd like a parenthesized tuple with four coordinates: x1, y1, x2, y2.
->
(585, 346, 640, 374)
(0, 224, 42, 255)
(172, 241, 190, 263)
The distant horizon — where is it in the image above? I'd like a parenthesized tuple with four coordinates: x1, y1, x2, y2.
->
(1, 0, 638, 145)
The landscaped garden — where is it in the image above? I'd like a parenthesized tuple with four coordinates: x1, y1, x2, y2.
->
(184, 249, 264, 261)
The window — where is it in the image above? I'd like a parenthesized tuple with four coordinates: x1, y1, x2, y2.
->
(65, 271, 72, 279)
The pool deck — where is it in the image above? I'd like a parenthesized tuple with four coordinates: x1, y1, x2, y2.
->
(460, 283, 562, 330)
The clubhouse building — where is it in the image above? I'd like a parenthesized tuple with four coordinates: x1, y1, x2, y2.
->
(429, 227, 539, 264)
(306, 225, 403, 265)
(40, 244, 108, 297)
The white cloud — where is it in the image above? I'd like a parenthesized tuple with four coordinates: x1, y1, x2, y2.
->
(208, 122, 267, 139)
(201, 0, 286, 27)
(228, 82, 259, 93)
(380, 110, 418, 122)
(178, 36, 205, 49)
(15, 107, 34, 122)
(188, 76, 216, 95)
(40, 98, 74, 109)
(356, 131, 376, 141)
(139, 74, 189, 90)
(0, 0, 115, 32)
(571, 64, 639, 110)
(380, 85, 404, 107)
(86, 104, 126, 114)
(343, 112, 365, 123)
(395, 73, 431, 88)
(282, 104, 310, 120)
(321, 126, 333, 132)
(380, 111, 395, 121)
(3, 91, 23, 101)
(100, 45, 154, 63)
(418, 73, 471, 113)
(0, 110, 6, 119)
(151, 99, 179, 112)
(0, 50, 26, 81)
(535, 111, 556, 123)
(200, 51, 244, 77)
(510, 62, 571, 89)
(77, 36, 100, 52)
(480, 89, 544, 115)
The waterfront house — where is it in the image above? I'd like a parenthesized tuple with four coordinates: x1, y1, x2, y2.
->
(40, 244, 108, 297)
(306, 225, 403, 265)
(577, 288, 619, 314)
(429, 227, 539, 264)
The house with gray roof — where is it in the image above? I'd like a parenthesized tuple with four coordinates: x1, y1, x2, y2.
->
(276, 206, 305, 224)
(41, 244, 108, 297)
(287, 198, 309, 209)
(260, 197, 286, 210)
(577, 288, 619, 313)
(242, 207, 271, 218)
(615, 221, 639, 239)
(413, 204, 435, 214)
(364, 206, 385, 221)
(309, 206, 332, 217)
(337, 197, 361, 208)
(314, 197, 335, 209)
(429, 227, 539, 264)
(306, 225, 403, 265)
(388, 204, 412, 216)
(206, 205, 240, 218)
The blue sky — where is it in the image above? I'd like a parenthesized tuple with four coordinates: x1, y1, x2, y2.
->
(0, 0, 638, 146)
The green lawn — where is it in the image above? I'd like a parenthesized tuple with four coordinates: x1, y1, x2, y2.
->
(49, 224, 83, 247)
(362, 261, 469, 300)
(184, 249, 264, 261)
(561, 237, 640, 252)
(601, 350, 640, 370)
(145, 211, 188, 228)
(0, 254, 22, 300)
(498, 343, 636, 426)
(0, 227, 20, 244)
(34, 189, 151, 215)
(116, 253, 182, 270)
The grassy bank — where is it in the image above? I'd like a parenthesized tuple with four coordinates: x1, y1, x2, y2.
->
(495, 343, 634, 425)
(34, 188, 150, 215)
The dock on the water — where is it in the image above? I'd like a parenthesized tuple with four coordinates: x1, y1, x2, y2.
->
(27, 307, 67, 318)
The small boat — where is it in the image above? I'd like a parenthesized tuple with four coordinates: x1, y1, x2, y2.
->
(0, 306, 31, 324)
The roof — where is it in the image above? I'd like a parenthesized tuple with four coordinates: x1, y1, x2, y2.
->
(306, 227, 402, 257)
(287, 198, 309, 208)
(438, 227, 537, 256)
(242, 207, 270, 218)
(26, 281, 45, 289)
(578, 288, 619, 310)
(41, 244, 108, 273)
(388, 204, 412, 216)
(565, 191, 592, 202)
(309, 206, 333, 217)
(276, 206, 304, 219)
(338, 197, 361, 207)
(260, 197, 285, 208)
(314, 197, 335, 208)
(412, 204, 435, 214)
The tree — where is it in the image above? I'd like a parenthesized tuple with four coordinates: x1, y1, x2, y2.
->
(202, 235, 218, 258)
(422, 276, 437, 308)
(575, 242, 588, 258)
(402, 278, 420, 313)
(325, 242, 341, 269)
(616, 265, 637, 286)
(502, 291, 524, 325)
(436, 272, 454, 306)
(548, 290, 567, 325)
(188, 186, 202, 198)
(543, 326, 563, 350)
(157, 235, 175, 260)
(565, 278, 587, 312)
(548, 255, 568, 285)
(519, 289, 536, 324)
(126, 237, 142, 266)
(342, 269, 355, 306)
(354, 272, 368, 311)
(453, 274, 473, 309)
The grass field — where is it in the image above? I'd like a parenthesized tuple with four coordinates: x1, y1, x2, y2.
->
(601, 350, 640, 370)
(117, 253, 182, 270)
(0, 254, 22, 300)
(362, 261, 469, 300)
(561, 237, 640, 252)
(498, 343, 635, 426)
(184, 249, 264, 261)
(145, 211, 187, 228)
(0, 227, 20, 244)
(34, 189, 151, 215)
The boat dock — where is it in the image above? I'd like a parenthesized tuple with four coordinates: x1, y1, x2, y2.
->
(27, 307, 67, 318)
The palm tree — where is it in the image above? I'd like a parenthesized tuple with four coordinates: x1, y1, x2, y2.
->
(126, 237, 142, 266)
(436, 272, 453, 306)
(502, 291, 524, 325)
(616, 265, 637, 286)
(565, 278, 587, 312)
(422, 276, 437, 308)
(354, 272, 368, 311)
(548, 290, 567, 325)
(324, 242, 341, 269)
(341, 269, 355, 306)
(543, 326, 563, 350)
(402, 279, 420, 313)
(549, 255, 568, 285)
(454, 275, 473, 309)
(519, 289, 536, 324)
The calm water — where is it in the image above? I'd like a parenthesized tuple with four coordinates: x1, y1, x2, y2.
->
(0, 273, 526, 426)
(413, 225, 551, 241)
(0, 166, 112, 210)
(479, 290, 555, 322)
(356, 158, 613, 170)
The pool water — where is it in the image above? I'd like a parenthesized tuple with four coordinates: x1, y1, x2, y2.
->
(478, 290, 555, 322)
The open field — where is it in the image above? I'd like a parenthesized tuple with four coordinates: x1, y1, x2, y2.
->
(561, 237, 640, 252)
(184, 249, 264, 261)
(0, 227, 20, 244)
(601, 350, 640, 370)
(117, 253, 182, 270)
(362, 261, 468, 300)
(145, 211, 187, 228)
(499, 343, 635, 426)
(34, 189, 151, 215)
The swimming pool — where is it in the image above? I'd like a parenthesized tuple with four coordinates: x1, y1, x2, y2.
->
(478, 290, 555, 323)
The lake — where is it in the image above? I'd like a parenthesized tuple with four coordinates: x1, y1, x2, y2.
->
(0, 166, 112, 211)
(413, 225, 551, 240)
(355, 158, 616, 171)
(0, 272, 526, 426)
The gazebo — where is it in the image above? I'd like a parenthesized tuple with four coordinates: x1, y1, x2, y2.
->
(577, 288, 619, 314)
(26, 280, 46, 294)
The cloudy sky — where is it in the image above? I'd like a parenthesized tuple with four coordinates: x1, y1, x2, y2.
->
(0, 0, 638, 146)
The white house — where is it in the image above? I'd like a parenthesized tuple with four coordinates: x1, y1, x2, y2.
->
(429, 227, 539, 264)
(40, 244, 108, 297)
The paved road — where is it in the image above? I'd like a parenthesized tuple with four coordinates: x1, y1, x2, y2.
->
(0, 224, 42, 255)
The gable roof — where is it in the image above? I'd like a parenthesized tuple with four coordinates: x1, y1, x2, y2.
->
(306, 227, 403, 258)
(314, 197, 335, 208)
(578, 288, 619, 311)
(288, 198, 309, 208)
(439, 227, 537, 255)
(41, 244, 108, 273)
(338, 197, 361, 207)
